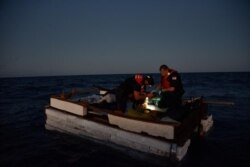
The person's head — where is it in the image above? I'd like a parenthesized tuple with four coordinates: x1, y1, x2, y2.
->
(144, 75, 154, 86)
(159, 64, 169, 77)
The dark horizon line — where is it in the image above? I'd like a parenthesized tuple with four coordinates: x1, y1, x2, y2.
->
(1, 71, 249, 79)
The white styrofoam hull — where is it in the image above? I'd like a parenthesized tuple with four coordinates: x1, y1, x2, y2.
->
(50, 97, 87, 116)
(108, 113, 176, 140)
(45, 107, 191, 161)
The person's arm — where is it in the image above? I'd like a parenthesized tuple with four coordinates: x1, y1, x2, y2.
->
(133, 91, 146, 100)
(162, 87, 175, 92)
(155, 83, 161, 90)
(133, 91, 155, 100)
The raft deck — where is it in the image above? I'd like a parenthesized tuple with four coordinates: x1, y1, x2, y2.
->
(45, 95, 213, 161)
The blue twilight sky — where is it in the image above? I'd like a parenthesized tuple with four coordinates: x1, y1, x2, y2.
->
(0, 0, 250, 77)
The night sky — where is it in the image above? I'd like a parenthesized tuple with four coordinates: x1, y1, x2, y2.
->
(1, 0, 249, 77)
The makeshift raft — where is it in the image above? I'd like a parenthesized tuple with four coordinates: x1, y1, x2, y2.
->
(44, 90, 213, 161)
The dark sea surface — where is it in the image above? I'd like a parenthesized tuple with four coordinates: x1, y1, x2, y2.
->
(0, 72, 250, 167)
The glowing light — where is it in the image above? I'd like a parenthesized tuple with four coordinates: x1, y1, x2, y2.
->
(143, 96, 167, 113)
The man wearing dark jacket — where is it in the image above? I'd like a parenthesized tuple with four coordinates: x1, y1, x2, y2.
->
(157, 65, 185, 109)
(116, 74, 155, 112)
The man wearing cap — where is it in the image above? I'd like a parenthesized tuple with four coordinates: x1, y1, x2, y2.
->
(157, 65, 185, 109)
(116, 74, 155, 112)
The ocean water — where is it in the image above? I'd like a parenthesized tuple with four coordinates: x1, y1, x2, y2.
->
(0, 72, 250, 167)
